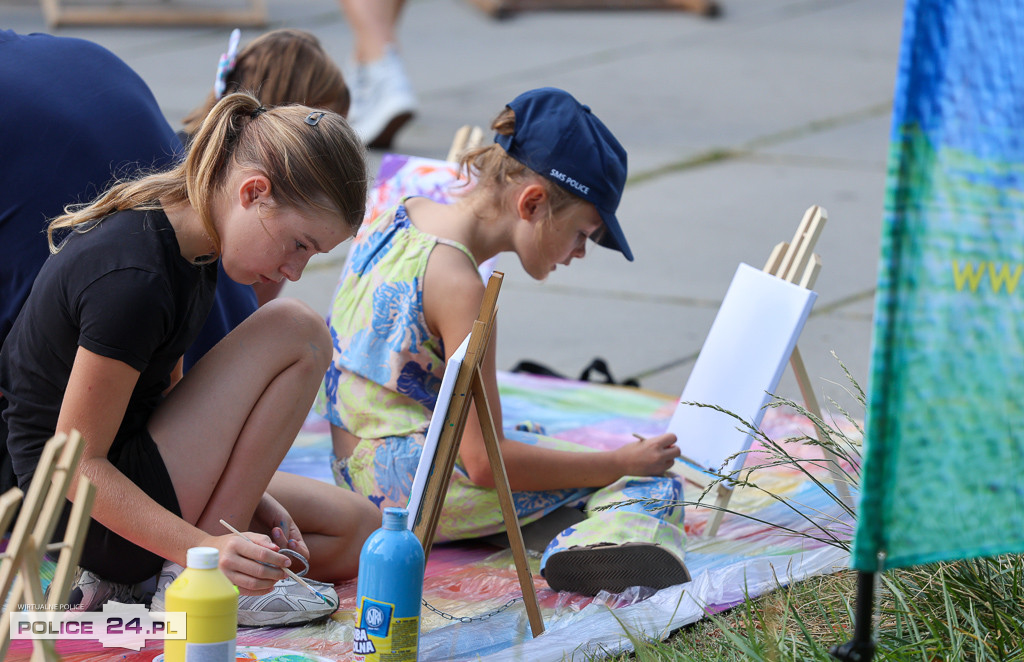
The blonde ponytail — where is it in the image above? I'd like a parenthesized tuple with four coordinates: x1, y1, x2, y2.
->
(48, 92, 367, 253)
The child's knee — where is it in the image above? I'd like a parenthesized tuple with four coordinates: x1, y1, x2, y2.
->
(259, 299, 332, 356)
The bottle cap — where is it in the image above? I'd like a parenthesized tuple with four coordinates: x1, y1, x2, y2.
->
(186, 546, 220, 569)
(382, 507, 408, 531)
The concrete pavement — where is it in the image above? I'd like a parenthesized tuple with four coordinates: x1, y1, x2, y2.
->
(2, 0, 903, 418)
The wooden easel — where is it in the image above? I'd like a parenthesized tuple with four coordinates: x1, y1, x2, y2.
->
(410, 272, 545, 638)
(39, 0, 267, 27)
(763, 206, 853, 510)
(465, 0, 719, 19)
(446, 125, 487, 164)
(0, 431, 96, 662)
(680, 205, 854, 538)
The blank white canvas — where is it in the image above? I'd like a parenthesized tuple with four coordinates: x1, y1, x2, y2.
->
(667, 263, 817, 475)
(406, 333, 470, 529)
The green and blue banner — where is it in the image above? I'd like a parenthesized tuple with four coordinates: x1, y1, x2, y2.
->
(853, 0, 1024, 572)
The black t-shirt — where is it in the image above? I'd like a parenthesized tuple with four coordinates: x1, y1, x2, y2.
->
(0, 208, 216, 485)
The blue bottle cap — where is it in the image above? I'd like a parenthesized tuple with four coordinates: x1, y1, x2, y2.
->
(382, 507, 408, 531)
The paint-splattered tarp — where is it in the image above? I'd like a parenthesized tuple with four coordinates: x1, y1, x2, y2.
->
(8, 371, 855, 661)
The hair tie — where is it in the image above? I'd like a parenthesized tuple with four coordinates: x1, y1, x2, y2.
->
(250, 105, 267, 119)
(214, 28, 241, 100)
(192, 252, 217, 266)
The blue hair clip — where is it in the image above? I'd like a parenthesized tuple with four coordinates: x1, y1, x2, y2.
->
(305, 111, 327, 126)
(214, 28, 241, 100)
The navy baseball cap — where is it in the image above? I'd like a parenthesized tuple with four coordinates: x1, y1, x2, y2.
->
(495, 87, 633, 261)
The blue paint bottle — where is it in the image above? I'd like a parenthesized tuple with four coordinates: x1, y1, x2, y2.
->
(354, 507, 425, 662)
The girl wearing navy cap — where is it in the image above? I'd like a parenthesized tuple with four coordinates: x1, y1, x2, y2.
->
(319, 87, 690, 595)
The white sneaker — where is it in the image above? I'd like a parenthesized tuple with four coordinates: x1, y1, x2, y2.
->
(149, 556, 339, 628)
(148, 559, 184, 612)
(347, 45, 417, 149)
(236, 576, 338, 628)
(59, 567, 146, 612)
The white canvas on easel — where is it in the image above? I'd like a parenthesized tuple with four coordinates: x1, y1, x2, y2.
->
(667, 263, 817, 475)
(666, 205, 851, 539)
(406, 333, 470, 524)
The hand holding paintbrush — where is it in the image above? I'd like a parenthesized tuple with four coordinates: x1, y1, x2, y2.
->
(219, 519, 336, 608)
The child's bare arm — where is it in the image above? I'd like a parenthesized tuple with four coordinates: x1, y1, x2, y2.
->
(423, 248, 680, 492)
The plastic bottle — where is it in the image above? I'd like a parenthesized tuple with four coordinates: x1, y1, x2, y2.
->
(354, 507, 425, 662)
(162, 546, 238, 662)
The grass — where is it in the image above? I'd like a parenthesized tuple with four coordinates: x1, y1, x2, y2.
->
(591, 357, 1024, 661)
(596, 556, 1024, 661)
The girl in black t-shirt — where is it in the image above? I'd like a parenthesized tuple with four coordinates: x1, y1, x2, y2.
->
(0, 92, 380, 626)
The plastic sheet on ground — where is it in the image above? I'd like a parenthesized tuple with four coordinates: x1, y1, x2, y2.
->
(6, 371, 857, 661)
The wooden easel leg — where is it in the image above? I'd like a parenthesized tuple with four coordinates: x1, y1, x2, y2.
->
(0, 491, 25, 661)
(0, 542, 57, 662)
(0, 435, 67, 605)
(763, 206, 853, 511)
(703, 483, 732, 538)
(0, 433, 92, 662)
(0, 572, 24, 659)
(790, 347, 855, 510)
(412, 276, 504, 558)
(471, 367, 545, 637)
(47, 478, 96, 609)
(445, 125, 487, 163)
(21, 546, 59, 662)
(33, 432, 85, 550)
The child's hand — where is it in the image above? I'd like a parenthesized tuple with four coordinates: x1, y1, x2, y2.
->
(618, 433, 680, 476)
(204, 532, 289, 595)
(254, 492, 311, 561)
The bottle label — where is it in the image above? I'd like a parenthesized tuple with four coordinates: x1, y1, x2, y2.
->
(183, 639, 236, 661)
(353, 597, 418, 662)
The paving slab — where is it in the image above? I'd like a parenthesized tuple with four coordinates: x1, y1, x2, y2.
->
(1, 0, 905, 420)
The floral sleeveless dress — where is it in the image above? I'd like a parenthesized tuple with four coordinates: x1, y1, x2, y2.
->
(316, 202, 687, 567)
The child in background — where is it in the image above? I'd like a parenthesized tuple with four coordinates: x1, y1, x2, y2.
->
(0, 93, 381, 626)
(334, 0, 416, 149)
(317, 87, 691, 596)
(182, 28, 352, 370)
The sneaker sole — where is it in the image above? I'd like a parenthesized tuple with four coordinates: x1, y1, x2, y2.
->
(543, 544, 691, 596)
(154, 598, 335, 629)
(366, 111, 414, 150)
(237, 610, 334, 629)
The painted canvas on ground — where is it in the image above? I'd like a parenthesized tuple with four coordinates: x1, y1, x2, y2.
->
(853, 0, 1024, 572)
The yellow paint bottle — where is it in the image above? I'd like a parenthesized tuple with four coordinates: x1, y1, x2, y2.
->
(163, 546, 238, 662)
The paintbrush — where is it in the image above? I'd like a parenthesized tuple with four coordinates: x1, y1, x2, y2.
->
(218, 518, 336, 608)
(633, 432, 701, 468)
